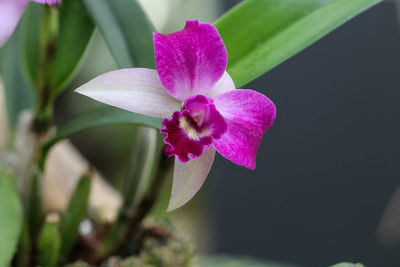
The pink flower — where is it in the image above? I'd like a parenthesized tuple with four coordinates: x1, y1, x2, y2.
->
(0, 0, 61, 47)
(76, 20, 277, 211)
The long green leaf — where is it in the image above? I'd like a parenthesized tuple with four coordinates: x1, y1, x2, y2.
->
(22, 0, 94, 94)
(329, 263, 365, 267)
(43, 106, 162, 154)
(82, 0, 133, 68)
(0, 168, 23, 267)
(50, 0, 94, 92)
(20, 3, 41, 93)
(0, 26, 35, 129)
(199, 255, 300, 267)
(60, 174, 91, 258)
(215, 0, 382, 87)
(28, 171, 43, 232)
(15, 222, 31, 267)
(37, 213, 61, 267)
(122, 128, 160, 210)
(83, 0, 155, 69)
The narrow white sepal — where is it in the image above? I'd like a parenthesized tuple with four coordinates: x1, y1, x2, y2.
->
(75, 68, 180, 118)
(167, 147, 216, 211)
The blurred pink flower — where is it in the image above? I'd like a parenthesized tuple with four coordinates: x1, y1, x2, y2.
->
(0, 0, 61, 47)
(76, 20, 276, 211)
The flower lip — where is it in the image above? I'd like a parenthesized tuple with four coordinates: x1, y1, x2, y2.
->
(161, 95, 227, 162)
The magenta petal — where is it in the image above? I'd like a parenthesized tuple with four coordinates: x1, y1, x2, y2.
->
(213, 90, 276, 169)
(167, 147, 216, 211)
(154, 20, 228, 101)
(32, 0, 62, 4)
(0, 0, 29, 47)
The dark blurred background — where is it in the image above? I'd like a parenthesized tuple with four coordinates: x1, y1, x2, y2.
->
(208, 1, 400, 266)
(58, 1, 400, 266)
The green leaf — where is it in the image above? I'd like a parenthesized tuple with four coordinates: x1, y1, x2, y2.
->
(28, 171, 43, 232)
(122, 128, 161, 211)
(15, 222, 31, 267)
(83, 0, 155, 69)
(0, 168, 23, 267)
(20, 3, 41, 92)
(215, 0, 382, 87)
(21, 0, 94, 94)
(50, 0, 94, 92)
(0, 26, 35, 129)
(43, 106, 162, 154)
(329, 263, 365, 267)
(83, 0, 133, 68)
(37, 213, 61, 267)
(60, 174, 92, 258)
(199, 255, 301, 267)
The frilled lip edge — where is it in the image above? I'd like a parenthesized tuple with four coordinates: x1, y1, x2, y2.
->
(161, 95, 227, 163)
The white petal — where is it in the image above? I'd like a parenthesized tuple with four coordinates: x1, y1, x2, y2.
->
(75, 68, 180, 118)
(206, 71, 236, 99)
(167, 147, 216, 211)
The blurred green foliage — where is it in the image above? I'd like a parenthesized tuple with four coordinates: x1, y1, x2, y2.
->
(21, 0, 94, 95)
(60, 174, 92, 258)
(0, 168, 23, 267)
(37, 214, 62, 267)
(0, 26, 35, 129)
(216, 0, 382, 87)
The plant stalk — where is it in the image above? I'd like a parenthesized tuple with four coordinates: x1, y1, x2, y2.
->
(87, 153, 173, 264)
(33, 5, 59, 134)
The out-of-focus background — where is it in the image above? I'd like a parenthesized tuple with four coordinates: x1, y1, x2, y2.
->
(54, 0, 400, 266)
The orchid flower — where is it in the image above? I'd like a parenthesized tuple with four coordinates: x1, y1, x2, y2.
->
(76, 20, 277, 211)
(0, 0, 61, 47)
